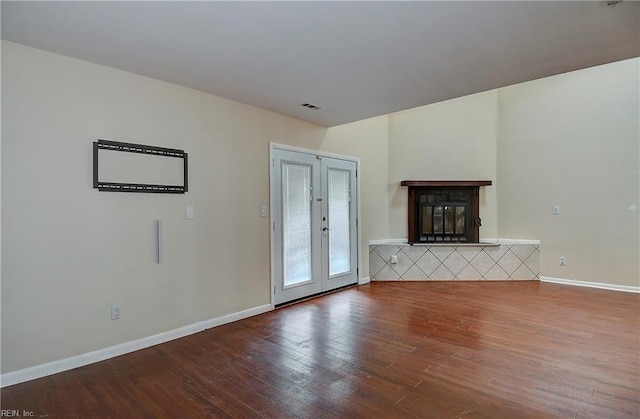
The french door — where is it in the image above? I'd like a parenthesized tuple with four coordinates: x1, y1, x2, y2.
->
(272, 147, 358, 306)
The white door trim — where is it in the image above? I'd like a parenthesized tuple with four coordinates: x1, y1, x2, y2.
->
(269, 143, 361, 306)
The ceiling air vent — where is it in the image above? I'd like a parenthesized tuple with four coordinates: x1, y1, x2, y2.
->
(301, 103, 321, 110)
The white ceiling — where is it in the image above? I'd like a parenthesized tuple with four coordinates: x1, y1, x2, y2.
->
(2, 1, 638, 127)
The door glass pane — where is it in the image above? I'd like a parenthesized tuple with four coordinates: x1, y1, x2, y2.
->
(328, 169, 350, 276)
(282, 163, 312, 286)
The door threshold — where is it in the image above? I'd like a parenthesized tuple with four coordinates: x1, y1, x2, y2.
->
(275, 283, 358, 309)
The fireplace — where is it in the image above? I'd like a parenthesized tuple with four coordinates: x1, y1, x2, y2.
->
(401, 180, 492, 244)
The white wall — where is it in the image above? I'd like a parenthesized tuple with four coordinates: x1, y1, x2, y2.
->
(387, 91, 499, 239)
(1, 41, 391, 374)
(0, 42, 308, 373)
(383, 59, 638, 288)
(497, 58, 639, 287)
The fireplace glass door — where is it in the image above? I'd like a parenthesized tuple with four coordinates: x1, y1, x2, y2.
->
(417, 188, 472, 243)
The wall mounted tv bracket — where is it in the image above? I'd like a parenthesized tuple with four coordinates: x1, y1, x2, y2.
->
(93, 139, 188, 193)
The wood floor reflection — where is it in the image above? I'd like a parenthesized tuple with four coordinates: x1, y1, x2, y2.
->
(2, 281, 639, 418)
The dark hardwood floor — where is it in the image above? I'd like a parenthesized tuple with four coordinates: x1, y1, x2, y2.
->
(2, 281, 639, 418)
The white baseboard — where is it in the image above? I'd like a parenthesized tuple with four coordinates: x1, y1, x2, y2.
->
(358, 276, 371, 285)
(540, 276, 640, 293)
(0, 303, 273, 388)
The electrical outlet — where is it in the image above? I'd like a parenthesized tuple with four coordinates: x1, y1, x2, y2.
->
(559, 257, 566, 266)
(111, 304, 121, 320)
(185, 206, 195, 220)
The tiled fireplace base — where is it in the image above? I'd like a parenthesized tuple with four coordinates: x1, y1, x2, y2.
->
(369, 240, 540, 281)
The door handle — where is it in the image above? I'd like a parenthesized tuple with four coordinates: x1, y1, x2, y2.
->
(322, 227, 332, 232)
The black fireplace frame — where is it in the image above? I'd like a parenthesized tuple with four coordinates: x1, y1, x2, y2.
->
(401, 180, 492, 244)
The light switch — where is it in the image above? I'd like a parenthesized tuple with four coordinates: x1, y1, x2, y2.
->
(185, 206, 195, 220)
(260, 205, 267, 217)
(552, 206, 560, 215)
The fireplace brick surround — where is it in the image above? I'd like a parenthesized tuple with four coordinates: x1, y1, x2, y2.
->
(369, 240, 540, 281)
(374, 180, 538, 281)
